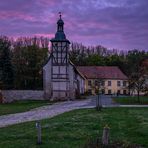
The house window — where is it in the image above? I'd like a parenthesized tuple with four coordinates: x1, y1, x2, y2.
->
(102, 89, 105, 94)
(95, 80, 98, 86)
(101, 81, 105, 86)
(88, 89, 92, 94)
(88, 80, 91, 86)
(108, 81, 111, 86)
(108, 89, 112, 94)
(95, 89, 98, 94)
(117, 90, 120, 95)
(117, 81, 121, 87)
(123, 90, 127, 95)
(123, 81, 127, 87)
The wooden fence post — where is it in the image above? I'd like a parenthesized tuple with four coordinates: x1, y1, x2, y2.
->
(36, 121, 42, 144)
(102, 125, 110, 145)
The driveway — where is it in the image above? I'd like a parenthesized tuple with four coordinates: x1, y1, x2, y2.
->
(0, 99, 93, 128)
(84, 95, 119, 107)
(0, 95, 119, 128)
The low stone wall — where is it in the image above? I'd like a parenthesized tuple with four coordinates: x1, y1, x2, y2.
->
(2, 90, 44, 103)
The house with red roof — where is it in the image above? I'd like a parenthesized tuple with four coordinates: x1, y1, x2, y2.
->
(77, 66, 129, 95)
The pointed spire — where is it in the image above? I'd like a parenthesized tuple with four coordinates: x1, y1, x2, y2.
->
(57, 12, 64, 32)
(50, 12, 70, 43)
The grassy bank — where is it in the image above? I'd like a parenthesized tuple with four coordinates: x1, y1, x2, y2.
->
(113, 96, 148, 104)
(0, 100, 51, 115)
(0, 108, 148, 148)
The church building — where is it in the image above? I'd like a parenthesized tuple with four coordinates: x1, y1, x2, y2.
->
(43, 14, 85, 100)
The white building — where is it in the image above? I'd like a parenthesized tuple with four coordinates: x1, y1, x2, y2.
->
(43, 14, 85, 100)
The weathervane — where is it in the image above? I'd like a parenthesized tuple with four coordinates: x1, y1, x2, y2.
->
(59, 12, 62, 19)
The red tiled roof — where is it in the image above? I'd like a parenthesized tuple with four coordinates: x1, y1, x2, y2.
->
(76, 66, 128, 80)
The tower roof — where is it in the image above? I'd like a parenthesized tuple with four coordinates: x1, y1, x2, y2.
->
(50, 12, 70, 43)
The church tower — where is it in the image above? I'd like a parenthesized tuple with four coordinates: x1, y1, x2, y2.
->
(50, 12, 70, 99)
(43, 13, 76, 100)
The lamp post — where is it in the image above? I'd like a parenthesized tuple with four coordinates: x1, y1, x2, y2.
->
(96, 80, 102, 111)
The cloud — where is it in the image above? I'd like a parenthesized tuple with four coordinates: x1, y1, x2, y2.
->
(0, 0, 148, 50)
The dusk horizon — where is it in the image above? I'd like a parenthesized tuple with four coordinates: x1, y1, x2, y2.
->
(0, 0, 148, 51)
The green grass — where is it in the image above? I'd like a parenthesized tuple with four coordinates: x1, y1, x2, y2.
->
(0, 100, 51, 116)
(0, 108, 148, 148)
(113, 96, 148, 105)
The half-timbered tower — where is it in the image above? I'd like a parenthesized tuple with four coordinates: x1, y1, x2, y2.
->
(43, 14, 85, 100)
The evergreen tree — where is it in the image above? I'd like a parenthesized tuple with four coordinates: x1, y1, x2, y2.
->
(0, 36, 14, 89)
(12, 37, 48, 89)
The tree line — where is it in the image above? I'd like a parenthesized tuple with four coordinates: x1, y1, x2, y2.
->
(0, 36, 48, 90)
(0, 36, 148, 94)
(70, 42, 148, 97)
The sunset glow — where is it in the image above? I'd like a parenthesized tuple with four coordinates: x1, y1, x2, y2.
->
(0, 0, 148, 50)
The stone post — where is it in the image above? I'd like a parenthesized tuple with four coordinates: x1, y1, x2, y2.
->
(102, 125, 110, 145)
(36, 121, 42, 144)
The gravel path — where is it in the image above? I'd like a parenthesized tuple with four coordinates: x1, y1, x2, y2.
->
(0, 99, 93, 128)
(0, 95, 147, 128)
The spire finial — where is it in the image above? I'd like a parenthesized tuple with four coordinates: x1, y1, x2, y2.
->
(59, 12, 62, 19)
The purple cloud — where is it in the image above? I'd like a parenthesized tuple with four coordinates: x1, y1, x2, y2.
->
(0, 0, 148, 50)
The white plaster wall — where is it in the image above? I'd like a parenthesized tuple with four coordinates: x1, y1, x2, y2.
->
(68, 64, 75, 99)
(43, 58, 52, 99)
(52, 81, 67, 90)
(77, 74, 85, 94)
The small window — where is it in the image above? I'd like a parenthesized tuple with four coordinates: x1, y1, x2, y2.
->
(108, 90, 112, 94)
(102, 89, 105, 94)
(123, 90, 127, 95)
(88, 80, 91, 86)
(95, 80, 98, 86)
(117, 90, 120, 95)
(95, 89, 98, 94)
(88, 89, 92, 94)
(123, 81, 127, 87)
(117, 81, 121, 87)
(101, 81, 105, 86)
(108, 81, 111, 86)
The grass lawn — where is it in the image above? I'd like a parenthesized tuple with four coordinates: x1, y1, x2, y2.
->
(0, 108, 148, 148)
(113, 96, 148, 105)
(0, 100, 51, 116)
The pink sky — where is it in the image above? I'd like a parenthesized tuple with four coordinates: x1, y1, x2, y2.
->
(0, 0, 148, 51)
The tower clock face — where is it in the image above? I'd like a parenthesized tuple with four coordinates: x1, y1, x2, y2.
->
(52, 42, 69, 65)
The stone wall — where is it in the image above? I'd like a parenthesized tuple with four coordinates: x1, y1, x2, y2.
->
(2, 90, 44, 103)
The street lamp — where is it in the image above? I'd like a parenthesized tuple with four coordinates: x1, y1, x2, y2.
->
(96, 80, 102, 111)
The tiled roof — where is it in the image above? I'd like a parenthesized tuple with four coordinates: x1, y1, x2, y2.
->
(76, 66, 128, 80)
